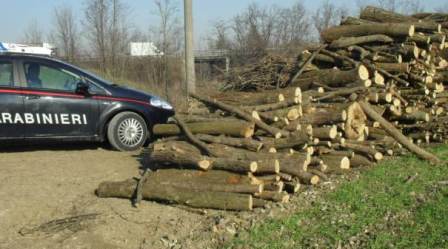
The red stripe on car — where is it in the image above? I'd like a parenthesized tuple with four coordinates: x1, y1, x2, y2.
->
(0, 89, 150, 106)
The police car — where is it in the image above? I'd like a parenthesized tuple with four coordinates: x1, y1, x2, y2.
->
(0, 44, 174, 151)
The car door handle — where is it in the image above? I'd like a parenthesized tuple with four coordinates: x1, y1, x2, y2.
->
(26, 95, 41, 100)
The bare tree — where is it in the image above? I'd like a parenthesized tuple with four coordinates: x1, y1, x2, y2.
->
(109, 0, 131, 74)
(231, 3, 276, 55)
(151, 0, 182, 99)
(22, 20, 44, 45)
(313, 0, 348, 41)
(52, 5, 78, 62)
(84, 0, 109, 71)
(152, 0, 182, 55)
(273, 2, 311, 47)
(209, 20, 231, 50)
(83, 0, 131, 74)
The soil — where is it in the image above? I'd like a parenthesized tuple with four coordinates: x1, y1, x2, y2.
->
(0, 141, 359, 249)
(0, 142, 216, 249)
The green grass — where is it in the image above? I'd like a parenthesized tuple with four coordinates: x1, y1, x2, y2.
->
(229, 146, 448, 249)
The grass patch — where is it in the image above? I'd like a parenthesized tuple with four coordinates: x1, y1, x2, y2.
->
(229, 146, 448, 249)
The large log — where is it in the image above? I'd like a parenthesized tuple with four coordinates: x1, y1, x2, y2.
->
(360, 6, 441, 32)
(138, 170, 263, 194)
(195, 134, 263, 152)
(321, 23, 414, 43)
(153, 121, 255, 138)
(360, 6, 417, 23)
(173, 116, 217, 157)
(291, 65, 370, 89)
(191, 93, 290, 138)
(329, 34, 394, 49)
(96, 179, 253, 211)
(212, 87, 302, 106)
(151, 141, 257, 173)
(150, 141, 210, 170)
(149, 169, 257, 185)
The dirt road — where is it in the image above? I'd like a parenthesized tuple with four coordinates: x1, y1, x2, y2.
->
(0, 143, 213, 249)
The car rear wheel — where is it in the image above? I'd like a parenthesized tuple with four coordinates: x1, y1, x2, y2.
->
(107, 112, 148, 151)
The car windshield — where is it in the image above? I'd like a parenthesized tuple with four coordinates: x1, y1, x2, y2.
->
(56, 60, 117, 86)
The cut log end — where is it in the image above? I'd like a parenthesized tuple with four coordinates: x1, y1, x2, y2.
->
(198, 160, 211, 170)
(250, 162, 258, 173)
(310, 175, 320, 185)
(359, 65, 370, 80)
(341, 157, 350, 169)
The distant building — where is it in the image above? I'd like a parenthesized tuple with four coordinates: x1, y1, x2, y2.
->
(129, 42, 163, 57)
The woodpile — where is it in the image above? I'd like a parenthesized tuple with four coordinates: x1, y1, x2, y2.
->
(97, 6, 447, 211)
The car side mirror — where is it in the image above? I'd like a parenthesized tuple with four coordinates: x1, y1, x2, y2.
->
(75, 82, 90, 95)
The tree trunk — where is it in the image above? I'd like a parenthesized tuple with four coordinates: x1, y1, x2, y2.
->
(195, 134, 263, 152)
(191, 93, 290, 138)
(153, 121, 255, 138)
(96, 179, 253, 211)
(321, 23, 414, 43)
(358, 101, 441, 164)
(329, 34, 394, 49)
(291, 65, 370, 89)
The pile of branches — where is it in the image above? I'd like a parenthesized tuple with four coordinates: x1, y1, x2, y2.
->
(96, 6, 447, 211)
(222, 55, 296, 91)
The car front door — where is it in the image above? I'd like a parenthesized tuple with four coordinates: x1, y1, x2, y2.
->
(19, 59, 100, 138)
(0, 59, 25, 139)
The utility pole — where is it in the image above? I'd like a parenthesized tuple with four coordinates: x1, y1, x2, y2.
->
(184, 0, 196, 94)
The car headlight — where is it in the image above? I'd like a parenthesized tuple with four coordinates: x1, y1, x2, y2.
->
(150, 96, 173, 110)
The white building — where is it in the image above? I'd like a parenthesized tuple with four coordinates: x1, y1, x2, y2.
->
(129, 42, 163, 57)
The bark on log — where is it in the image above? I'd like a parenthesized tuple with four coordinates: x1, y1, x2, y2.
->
(149, 169, 257, 185)
(350, 154, 374, 167)
(153, 121, 255, 138)
(289, 45, 328, 84)
(254, 191, 290, 203)
(195, 134, 263, 152)
(321, 23, 414, 43)
(212, 87, 301, 106)
(261, 132, 310, 150)
(312, 126, 338, 140)
(151, 141, 210, 170)
(342, 142, 384, 161)
(96, 179, 253, 211)
(291, 65, 370, 89)
(360, 6, 441, 32)
(360, 6, 417, 23)
(190, 93, 289, 138)
(374, 63, 410, 73)
(329, 34, 394, 49)
(297, 172, 320, 185)
(358, 101, 441, 164)
(319, 155, 350, 174)
(173, 116, 217, 157)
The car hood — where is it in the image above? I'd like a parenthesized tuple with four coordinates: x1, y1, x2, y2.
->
(106, 84, 160, 102)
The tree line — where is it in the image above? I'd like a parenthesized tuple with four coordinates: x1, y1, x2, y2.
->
(19, 0, 446, 95)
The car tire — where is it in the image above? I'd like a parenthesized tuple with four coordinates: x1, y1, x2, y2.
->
(107, 112, 148, 151)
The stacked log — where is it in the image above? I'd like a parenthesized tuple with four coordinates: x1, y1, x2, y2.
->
(97, 6, 446, 211)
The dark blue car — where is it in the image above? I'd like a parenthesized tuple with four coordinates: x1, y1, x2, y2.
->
(0, 53, 174, 151)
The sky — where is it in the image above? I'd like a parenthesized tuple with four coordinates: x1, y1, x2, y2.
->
(0, 0, 445, 48)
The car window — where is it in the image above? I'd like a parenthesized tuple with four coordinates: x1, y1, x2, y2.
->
(23, 62, 81, 91)
(0, 62, 13, 87)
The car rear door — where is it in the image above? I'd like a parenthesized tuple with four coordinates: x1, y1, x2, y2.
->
(0, 58, 25, 139)
(18, 59, 100, 138)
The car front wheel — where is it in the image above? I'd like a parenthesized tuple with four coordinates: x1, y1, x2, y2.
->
(107, 112, 148, 151)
